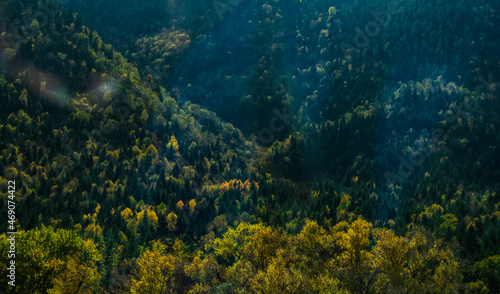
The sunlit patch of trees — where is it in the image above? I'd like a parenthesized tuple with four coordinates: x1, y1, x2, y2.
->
(1, 0, 500, 293)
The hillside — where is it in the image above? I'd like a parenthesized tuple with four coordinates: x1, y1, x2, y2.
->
(1, 0, 500, 293)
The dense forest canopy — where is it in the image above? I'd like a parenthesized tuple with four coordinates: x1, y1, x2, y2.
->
(1, 0, 500, 293)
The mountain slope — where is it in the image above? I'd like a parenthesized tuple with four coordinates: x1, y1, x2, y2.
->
(1, 0, 499, 292)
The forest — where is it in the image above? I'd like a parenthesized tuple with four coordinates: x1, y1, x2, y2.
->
(0, 0, 499, 293)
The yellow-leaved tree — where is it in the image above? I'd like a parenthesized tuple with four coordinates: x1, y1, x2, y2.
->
(130, 248, 178, 294)
(48, 239, 102, 293)
(372, 227, 462, 294)
(185, 252, 219, 293)
(333, 218, 375, 294)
